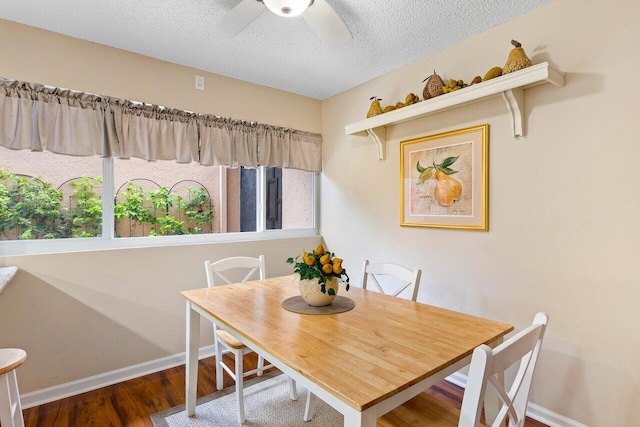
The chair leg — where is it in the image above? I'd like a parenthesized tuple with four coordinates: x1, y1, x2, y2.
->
(214, 336, 224, 391)
(257, 354, 264, 376)
(234, 350, 245, 424)
(303, 391, 316, 422)
(0, 371, 25, 427)
(288, 377, 298, 401)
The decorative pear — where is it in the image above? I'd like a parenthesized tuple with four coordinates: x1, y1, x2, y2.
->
(434, 169, 462, 207)
(422, 70, 444, 100)
(483, 66, 503, 81)
(367, 96, 383, 118)
(502, 40, 532, 75)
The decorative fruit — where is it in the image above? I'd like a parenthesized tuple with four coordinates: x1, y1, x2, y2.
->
(322, 263, 334, 274)
(320, 253, 331, 265)
(332, 263, 343, 275)
(442, 78, 467, 93)
(423, 70, 445, 99)
(483, 66, 503, 81)
(314, 244, 325, 255)
(382, 105, 397, 113)
(305, 256, 316, 266)
(502, 40, 532, 75)
(367, 96, 383, 118)
(470, 76, 482, 85)
(434, 170, 462, 207)
(405, 93, 420, 105)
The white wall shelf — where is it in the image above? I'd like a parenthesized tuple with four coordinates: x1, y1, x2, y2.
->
(345, 62, 565, 160)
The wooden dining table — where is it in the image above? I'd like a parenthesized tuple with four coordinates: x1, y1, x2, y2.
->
(182, 275, 513, 426)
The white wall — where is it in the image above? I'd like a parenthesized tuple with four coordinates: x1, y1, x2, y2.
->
(320, 0, 639, 425)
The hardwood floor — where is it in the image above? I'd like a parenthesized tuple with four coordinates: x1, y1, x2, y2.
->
(22, 354, 548, 426)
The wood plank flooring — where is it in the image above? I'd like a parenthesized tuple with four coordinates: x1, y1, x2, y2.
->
(22, 354, 548, 426)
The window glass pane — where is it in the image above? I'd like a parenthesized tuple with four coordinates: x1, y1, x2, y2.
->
(281, 168, 314, 229)
(0, 147, 102, 240)
(224, 166, 256, 233)
(114, 158, 219, 237)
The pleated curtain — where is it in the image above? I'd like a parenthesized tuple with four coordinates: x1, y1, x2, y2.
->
(0, 78, 322, 172)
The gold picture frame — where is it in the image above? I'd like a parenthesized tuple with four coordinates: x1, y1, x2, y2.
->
(400, 124, 489, 230)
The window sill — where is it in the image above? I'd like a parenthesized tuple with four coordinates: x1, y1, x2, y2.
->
(0, 228, 319, 257)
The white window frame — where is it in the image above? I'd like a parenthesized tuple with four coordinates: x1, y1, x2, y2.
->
(0, 160, 319, 256)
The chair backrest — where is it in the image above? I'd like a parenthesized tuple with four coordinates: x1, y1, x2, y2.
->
(459, 312, 549, 427)
(361, 259, 422, 301)
(204, 255, 266, 287)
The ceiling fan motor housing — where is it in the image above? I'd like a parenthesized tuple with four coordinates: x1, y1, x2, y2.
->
(262, 0, 312, 17)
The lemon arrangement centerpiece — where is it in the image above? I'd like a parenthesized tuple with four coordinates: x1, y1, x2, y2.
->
(287, 245, 350, 307)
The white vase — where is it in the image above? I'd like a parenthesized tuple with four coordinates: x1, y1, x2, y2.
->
(298, 276, 339, 306)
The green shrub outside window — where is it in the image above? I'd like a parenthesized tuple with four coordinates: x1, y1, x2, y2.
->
(0, 168, 214, 240)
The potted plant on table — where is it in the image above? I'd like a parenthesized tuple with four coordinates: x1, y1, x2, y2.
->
(287, 244, 350, 306)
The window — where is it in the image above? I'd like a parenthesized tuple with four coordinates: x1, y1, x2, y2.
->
(0, 77, 321, 254)
(234, 166, 315, 233)
(0, 146, 317, 252)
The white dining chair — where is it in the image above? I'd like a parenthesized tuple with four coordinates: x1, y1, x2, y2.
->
(303, 259, 423, 421)
(361, 259, 422, 301)
(204, 255, 298, 424)
(377, 312, 549, 427)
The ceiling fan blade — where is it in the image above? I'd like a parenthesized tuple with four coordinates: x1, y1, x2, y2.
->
(216, 0, 266, 37)
(302, 0, 351, 47)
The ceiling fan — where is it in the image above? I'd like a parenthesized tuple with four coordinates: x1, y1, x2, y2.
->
(216, 0, 351, 47)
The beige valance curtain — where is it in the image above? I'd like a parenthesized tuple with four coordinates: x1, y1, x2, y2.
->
(0, 78, 322, 172)
(0, 80, 110, 156)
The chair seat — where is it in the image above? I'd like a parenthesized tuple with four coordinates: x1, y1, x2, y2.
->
(378, 392, 485, 427)
(0, 349, 27, 376)
(215, 329, 245, 350)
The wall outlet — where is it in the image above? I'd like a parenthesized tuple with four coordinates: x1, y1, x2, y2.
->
(195, 75, 205, 91)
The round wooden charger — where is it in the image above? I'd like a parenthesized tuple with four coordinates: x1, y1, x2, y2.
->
(281, 295, 355, 315)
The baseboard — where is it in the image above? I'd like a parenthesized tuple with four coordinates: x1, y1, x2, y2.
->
(20, 345, 216, 409)
(444, 373, 587, 427)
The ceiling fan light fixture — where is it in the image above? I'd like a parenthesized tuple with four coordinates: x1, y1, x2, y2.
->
(262, 0, 310, 17)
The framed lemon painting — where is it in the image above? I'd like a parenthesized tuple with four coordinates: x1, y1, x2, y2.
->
(400, 124, 489, 230)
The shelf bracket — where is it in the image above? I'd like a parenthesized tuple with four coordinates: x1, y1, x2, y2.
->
(366, 127, 386, 160)
(501, 88, 525, 137)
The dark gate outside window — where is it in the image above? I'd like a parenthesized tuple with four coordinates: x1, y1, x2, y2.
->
(240, 167, 282, 232)
(265, 167, 282, 230)
(240, 167, 256, 232)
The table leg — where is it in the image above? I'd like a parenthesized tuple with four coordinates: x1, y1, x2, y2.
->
(344, 408, 377, 427)
(186, 301, 200, 417)
(304, 392, 316, 421)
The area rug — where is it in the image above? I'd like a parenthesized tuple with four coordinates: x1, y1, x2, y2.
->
(151, 372, 343, 426)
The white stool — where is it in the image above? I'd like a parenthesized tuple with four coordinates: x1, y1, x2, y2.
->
(0, 348, 27, 427)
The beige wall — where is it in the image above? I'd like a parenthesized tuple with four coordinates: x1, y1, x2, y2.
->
(320, 0, 639, 425)
(0, 18, 321, 392)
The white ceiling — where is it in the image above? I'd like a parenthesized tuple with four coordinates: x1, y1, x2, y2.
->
(0, 0, 552, 100)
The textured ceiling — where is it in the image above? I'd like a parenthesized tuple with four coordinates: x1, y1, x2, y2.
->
(0, 0, 552, 100)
